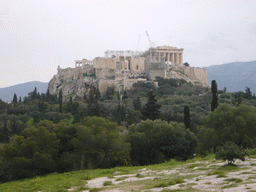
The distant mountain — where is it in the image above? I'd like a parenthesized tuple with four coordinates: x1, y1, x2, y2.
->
(206, 61, 256, 94)
(0, 81, 48, 102)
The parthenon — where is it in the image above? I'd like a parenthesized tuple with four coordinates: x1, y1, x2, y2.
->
(142, 45, 184, 64)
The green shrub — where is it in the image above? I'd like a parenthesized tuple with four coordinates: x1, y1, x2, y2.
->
(215, 141, 248, 164)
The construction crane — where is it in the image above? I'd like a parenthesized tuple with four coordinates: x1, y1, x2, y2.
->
(146, 31, 155, 48)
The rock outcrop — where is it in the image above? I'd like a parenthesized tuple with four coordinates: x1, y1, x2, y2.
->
(48, 63, 208, 101)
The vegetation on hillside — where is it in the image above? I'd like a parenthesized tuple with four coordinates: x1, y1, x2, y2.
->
(1, 77, 256, 183)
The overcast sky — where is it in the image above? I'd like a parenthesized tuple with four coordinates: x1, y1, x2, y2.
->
(1, 0, 256, 88)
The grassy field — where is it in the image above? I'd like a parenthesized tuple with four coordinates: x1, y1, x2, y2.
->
(1, 154, 256, 192)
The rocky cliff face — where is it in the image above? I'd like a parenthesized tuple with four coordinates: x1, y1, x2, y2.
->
(167, 64, 208, 85)
(48, 66, 97, 100)
(49, 64, 208, 100)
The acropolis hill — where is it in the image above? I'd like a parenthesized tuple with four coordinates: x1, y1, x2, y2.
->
(48, 46, 208, 99)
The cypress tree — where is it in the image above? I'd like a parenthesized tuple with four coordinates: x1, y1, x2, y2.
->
(141, 90, 161, 120)
(32, 87, 37, 100)
(117, 102, 121, 125)
(122, 90, 128, 100)
(245, 87, 252, 100)
(87, 86, 100, 116)
(211, 80, 218, 111)
(133, 96, 142, 111)
(12, 93, 18, 103)
(59, 89, 63, 113)
(46, 87, 50, 101)
(184, 105, 190, 129)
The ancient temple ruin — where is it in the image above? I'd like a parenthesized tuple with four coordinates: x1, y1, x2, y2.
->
(75, 46, 184, 74)
(142, 45, 184, 64)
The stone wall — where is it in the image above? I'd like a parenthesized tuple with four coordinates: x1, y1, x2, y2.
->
(130, 58, 146, 71)
(95, 68, 116, 79)
(148, 68, 166, 80)
(93, 57, 116, 69)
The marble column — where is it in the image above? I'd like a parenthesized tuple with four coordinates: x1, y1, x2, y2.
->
(158, 52, 161, 62)
(167, 53, 170, 62)
(176, 53, 179, 64)
(171, 53, 174, 64)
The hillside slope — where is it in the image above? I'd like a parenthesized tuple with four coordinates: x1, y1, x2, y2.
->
(206, 60, 256, 94)
(0, 81, 48, 102)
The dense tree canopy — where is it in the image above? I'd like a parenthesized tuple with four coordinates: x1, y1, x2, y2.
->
(127, 119, 197, 165)
(141, 90, 161, 120)
(202, 104, 256, 149)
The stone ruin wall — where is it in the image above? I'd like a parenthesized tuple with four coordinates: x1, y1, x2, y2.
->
(93, 57, 116, 69)
(128, 57, 146, 71)
(148, 69, 166, 80)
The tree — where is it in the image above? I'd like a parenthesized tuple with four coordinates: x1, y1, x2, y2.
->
(183, 62, 189, 67)
(211, 80, 218, 111)
(39, 101, 47, 114)
(245, 87, 252, 100)
(12, 93, 18, 103)
(133, 96, 142, 111)
(204, 104, 256, 149)
(125, 108, 142, 127)
(30, 87, 37, 100)
(46, 87, 50, 101)
(237, 94, 242, 106)
(0, 99, 8, 114)
(184, 105, 190, 129)
(73, 116, 131, 169)
(0, 122, 59, 180)
(87, 86, 100, 116)
(0, 114, 10, 142)
(122, 90, 128, 100)
(58, 89, 63, 113)
(141, 90, 161, 120)
(64, 97, 73, 114)
(127, 119, 197, 165)
(116, 102, 122, 125)
(105, 86, 115, 100)
(215, 141, 248, 164)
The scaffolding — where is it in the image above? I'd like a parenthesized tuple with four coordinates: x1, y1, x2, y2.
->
(104, 50, 143, 58)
